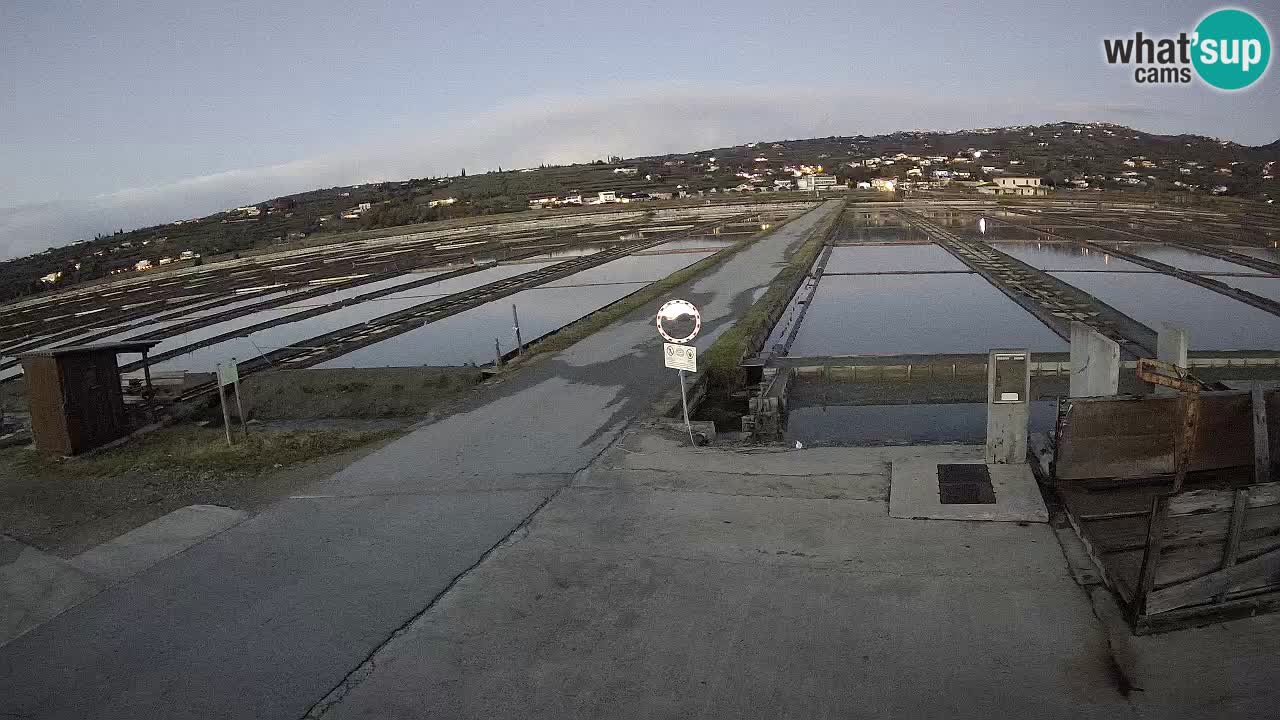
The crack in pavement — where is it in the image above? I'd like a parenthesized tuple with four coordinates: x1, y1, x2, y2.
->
(299, 419, 633, 718)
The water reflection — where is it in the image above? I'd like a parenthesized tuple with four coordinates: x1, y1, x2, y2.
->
(788, 274, 1066, 355)
(785, 401, 1056, 445)
(1050, 271, 1280, 350)
(825, 244, 967, 273)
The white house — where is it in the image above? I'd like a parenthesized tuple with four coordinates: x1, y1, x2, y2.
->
(993, 177, 1048, 196)
(871, 178, 897, 192)
(612, 167, 638, 175)
(796, 174, 838, 191)
(595, 190, 617, 203)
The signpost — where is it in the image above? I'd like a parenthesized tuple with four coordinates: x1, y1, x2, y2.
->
(656, 299, 701, 443)
(214, 359, 248, 446)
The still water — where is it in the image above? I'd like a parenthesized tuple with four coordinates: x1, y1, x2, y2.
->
(1050, 271, 1280, 350)
(788, 274, 1066, 356)
(824, 244, 968, 273)
(784, 401, 1057, 445)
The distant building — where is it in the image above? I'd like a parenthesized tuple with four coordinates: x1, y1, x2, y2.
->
(612, 167, 638, 175)
(594, 190, 617, 204)
(562, 194, 583, 205)
(993, 177, 1048, 196)
(134, 259, 153, 271)
(796, 174, 838, 191)
(39, 271, 62, 284)
(428, 197, 457, 208)
(856, 181, 872, 190)
(871, 178, 897, 193)
(773, 179, 795, 191)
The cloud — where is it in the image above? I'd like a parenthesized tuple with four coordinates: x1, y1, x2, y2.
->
(0, 83, 1193, 260)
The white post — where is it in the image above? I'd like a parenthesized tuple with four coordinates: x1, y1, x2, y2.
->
(1069, 321, 1120, 398)
(1155, 323, 1190, 396)
(678, 369, 694, 445)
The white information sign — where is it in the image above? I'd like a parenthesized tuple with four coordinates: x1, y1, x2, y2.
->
(216, 361, 239, 388)
(663, 342, 697, 372)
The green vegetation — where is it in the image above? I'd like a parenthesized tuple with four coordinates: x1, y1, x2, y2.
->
(701, 209, 841, 392)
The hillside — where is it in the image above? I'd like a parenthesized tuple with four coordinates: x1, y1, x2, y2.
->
(3, 121, 1277, 303)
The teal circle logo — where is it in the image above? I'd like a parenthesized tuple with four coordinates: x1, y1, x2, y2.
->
(1192, 8, 1271, 90)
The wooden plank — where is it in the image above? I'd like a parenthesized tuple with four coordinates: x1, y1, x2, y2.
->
(1102, 535, 1280, 591)
(1221, 489, 1250, 570)
(1254, 383, 1272, 486)
(1133, 496, 1169, 622)
(1054, 392, 1254, 481)
(1140, 587, 1280, 635)
(1159, 535, 1280, 588)
(1083, 502, 1280, 553)
(1216, 488, 1251, 603)
(1146, 546, 1280, 614)
(1167, 481, 1280, 516)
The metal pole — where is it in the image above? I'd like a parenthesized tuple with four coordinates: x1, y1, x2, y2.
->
(233, 380, 248, 439)
(512, 304, 523, 355)
(678, 369, 695, 445)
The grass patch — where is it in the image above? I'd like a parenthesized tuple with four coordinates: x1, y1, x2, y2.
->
(701, 206, 842, 392)
(11, 425, 397, 479)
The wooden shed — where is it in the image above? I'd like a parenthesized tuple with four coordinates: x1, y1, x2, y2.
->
(17, 341, 160, 455)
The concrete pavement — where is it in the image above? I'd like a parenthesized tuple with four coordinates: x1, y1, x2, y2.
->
(0, 200, 844, 719)
(316, 428, 1280, 720)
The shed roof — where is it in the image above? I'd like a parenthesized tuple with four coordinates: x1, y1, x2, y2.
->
(16, 340, 161, 360)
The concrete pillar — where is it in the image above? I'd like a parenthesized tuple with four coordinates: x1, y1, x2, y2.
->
(1069, 321, 1119, 398)
(1155, 323, 1189, 397)
(986, 349, 1030, 465)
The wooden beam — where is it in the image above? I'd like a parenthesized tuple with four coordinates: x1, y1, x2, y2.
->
(1254, 383, 1272, 486)
(1146, 546, 1280, 615)
(1132, 495, 1170, 623)
(1216, 488, 1250, 604)
(1166, 481, 1280, 516)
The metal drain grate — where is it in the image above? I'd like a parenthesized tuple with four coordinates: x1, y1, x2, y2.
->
(937, 464, 996, 504)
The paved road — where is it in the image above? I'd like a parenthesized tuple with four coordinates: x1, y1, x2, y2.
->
(0, 200, 843, 720)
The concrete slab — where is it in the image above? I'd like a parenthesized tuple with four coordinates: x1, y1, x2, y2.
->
(0, 490, 553, 720)
(889, 450, 1049, 522)
(70, 504, 249, 582)
(1, 540, 101, 648)
(318, 464, 1126, 719)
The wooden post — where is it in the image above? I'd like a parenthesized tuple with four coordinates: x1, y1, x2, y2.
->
(1171, 391, 1200, 494)
(1252, 383, 1271, 486)
(234, 381, 248, 439)
(218, 383, 233, 447)
(494, 338, 502, 367)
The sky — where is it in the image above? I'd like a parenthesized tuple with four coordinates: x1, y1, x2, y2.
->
(1, 0, 1277, 259)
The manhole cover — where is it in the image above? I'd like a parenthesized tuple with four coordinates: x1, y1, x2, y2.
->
(937, 464, 996, 504)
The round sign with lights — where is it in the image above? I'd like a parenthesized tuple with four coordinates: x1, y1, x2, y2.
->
(656, 299, 701, 344)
